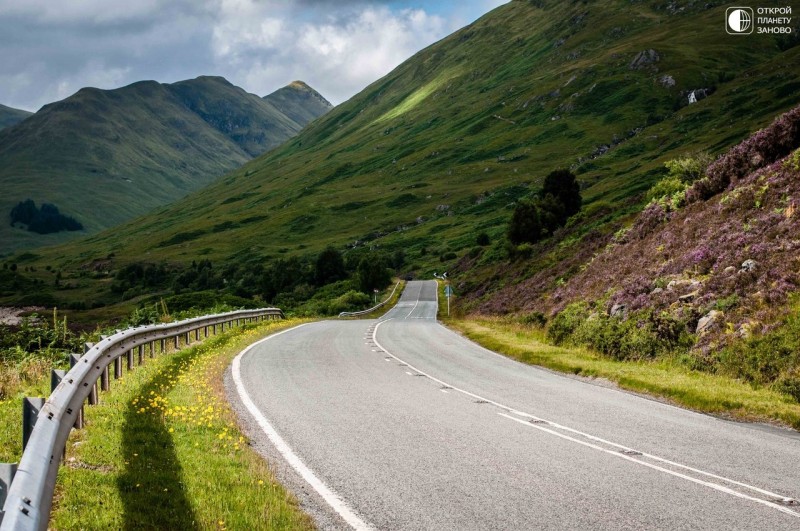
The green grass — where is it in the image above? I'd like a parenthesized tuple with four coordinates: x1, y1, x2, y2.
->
(445, 316, 800, 430)
(48, 319, 315, 530)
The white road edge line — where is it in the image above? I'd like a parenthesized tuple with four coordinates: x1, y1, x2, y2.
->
(232, 323, 374, 531)
(372, 317, 799, 519)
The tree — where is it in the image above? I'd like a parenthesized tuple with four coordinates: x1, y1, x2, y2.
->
(507, 199, 543, 245)
(357, 255, 390, 293)
(537, 193, 567, 233)
(315, 247, 346, 286)
(540, 169, 582, 218)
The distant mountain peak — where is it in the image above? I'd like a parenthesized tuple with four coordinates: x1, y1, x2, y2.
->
(263, 81, 333, 125)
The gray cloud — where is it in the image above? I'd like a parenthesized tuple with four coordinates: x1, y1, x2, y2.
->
(0, 0, 507, 112)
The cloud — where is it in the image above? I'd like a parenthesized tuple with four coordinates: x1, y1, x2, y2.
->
(0, 1, 503, 111)
(214, 3, 449, 104)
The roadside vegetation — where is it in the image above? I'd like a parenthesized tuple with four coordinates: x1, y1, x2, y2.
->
(444, 315, 800, 430)
(49, 319, 314, 530)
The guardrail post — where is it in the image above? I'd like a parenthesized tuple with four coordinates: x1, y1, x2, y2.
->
(22, 398, 45, 451)
(69, 354, 85, 428)
(160, 338, 166, 354)
(137, 345, 144, 366)
(150, 341, 156, 358)
(127, 349, 134, 371)
(195, 328, 200, 341)
(0, 462, 17, 524)
(114, 356, 122, 379)
(50, 369, 66, 393)
(174, 335, 180, 350)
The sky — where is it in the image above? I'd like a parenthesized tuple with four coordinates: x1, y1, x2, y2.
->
(0, 0, 508, 112)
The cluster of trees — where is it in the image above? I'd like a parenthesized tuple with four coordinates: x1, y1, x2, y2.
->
(507, 169, 582, 245)
(9, 199, 84, 234)
(109, 247, 396, 312)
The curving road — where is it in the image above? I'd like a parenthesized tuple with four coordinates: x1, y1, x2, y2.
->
(228, 280, 800, 530)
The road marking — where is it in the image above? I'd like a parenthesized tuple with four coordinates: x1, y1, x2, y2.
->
(405, 298, 420, 319)
(232, 323, 373, 531)
(372, 318, 799, 519)
(498, 413, 799, 518)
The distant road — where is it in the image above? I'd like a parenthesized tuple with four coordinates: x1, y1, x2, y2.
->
(229, 280, 800, 530)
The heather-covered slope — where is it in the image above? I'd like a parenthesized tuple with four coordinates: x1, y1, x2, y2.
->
(0, 104, 31, 130)
(0, 77, 329, 254)
(465, 105, 800, 398)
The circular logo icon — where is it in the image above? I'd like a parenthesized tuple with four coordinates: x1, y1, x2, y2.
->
(727, 8, 752, 33)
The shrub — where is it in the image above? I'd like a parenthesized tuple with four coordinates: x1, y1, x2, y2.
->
(547, 302, 590, 345)
(520, 311, 547, 327)
(476, 232, 491, 246)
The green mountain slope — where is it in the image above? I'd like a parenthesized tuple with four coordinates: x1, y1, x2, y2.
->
(263, 81, 333, 127)
(7, 0, 800, 308)
(0, 76, 329, 255)
(0, 104, 32, 130)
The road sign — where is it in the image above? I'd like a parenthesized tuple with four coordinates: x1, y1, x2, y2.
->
(444, 285, 453, 297)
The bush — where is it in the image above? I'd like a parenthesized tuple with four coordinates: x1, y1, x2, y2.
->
(521, 311, 547, 327)
(476, 232, 490, 246)
(547, 302, 590, 345)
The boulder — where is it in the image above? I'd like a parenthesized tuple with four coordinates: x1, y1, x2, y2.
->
(630, 49, 660, 69)
(696, 310, 722, 334)
(740, 259, 757, 272)
(724, 266, 736, 275)
(610, 303, 627, 318)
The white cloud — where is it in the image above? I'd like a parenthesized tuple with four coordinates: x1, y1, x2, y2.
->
(211, 3, 448, 104)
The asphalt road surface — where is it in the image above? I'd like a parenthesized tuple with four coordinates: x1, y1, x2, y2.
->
(228, 280, 800, 530)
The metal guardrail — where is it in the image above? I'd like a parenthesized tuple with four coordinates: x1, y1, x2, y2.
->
(0, 307, 283, 530)
(338, 281, 401, 318)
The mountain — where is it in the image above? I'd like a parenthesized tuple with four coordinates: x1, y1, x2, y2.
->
(263, 81, 333, 126)
(0, 76, 330, 254)
(4, 0, 800, 310)
(0, 104, 32, 130)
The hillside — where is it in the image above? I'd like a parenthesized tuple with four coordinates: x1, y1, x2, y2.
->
(4, 0, 800, 313)
(0, 104, 31, 130)
(0, 76, 330, 255)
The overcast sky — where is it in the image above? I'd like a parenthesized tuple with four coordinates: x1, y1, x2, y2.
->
(0, 0, 508, 112)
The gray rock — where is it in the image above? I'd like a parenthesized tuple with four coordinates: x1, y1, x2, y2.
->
(696, 310, 722, 334)
(630, 49, 660, 69)
(610, 303, 627, 318)
(659, 74, 676, 87)
(679, 291, 699, 303)
(724, 266, 736, 275)
(651, 287, 664, 295)
(741, 259, 757, 272)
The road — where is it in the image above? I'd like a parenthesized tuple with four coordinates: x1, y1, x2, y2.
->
(228, 280, 800, 530)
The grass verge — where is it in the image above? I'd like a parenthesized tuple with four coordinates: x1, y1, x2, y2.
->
(444, 315, 800, 431)
(49, 319, 315, 530)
